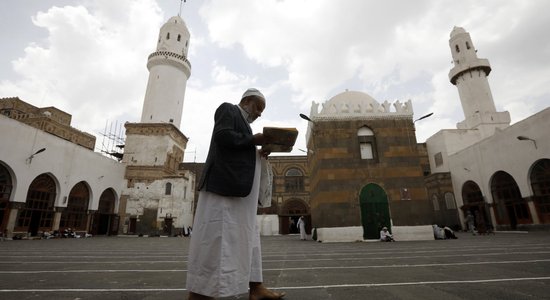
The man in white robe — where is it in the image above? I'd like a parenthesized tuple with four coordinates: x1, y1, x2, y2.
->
(186, 88, 285, 300)
(297, 216, 306, 240)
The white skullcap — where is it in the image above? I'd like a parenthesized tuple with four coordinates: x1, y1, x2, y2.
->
(241, 88, 265, 101)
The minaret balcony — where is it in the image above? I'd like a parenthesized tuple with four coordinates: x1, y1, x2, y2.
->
(147, 51, 191, 76)
(449, 58, 491, 85)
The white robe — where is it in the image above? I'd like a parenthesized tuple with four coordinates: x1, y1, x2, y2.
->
(186, 152, 262, 297)
(297, 218, 306, 240)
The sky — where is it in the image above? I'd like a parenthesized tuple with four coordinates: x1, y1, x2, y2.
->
(1, 0, 549, 163)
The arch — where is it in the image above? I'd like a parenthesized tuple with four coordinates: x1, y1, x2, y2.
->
(91, 188, 117, 235)
(491, 171, 532, 229)
(16, 173, 57, 236)
(462, 181, 491, 233)
(280, 199, 310, 235)
(357, 126, 374, 136)
(60, 181, 90, 231)
(530, 159, 550, 223)
(359, 183, 390, 239)
(462, 181, 483, 206)
(284, 167, 304, 192)
(281, 198, 308, 215)
(0, 162, 15, 232)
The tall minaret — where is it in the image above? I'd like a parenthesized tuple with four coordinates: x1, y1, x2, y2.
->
(140, 16, 191, 129)
(123, 16, 191, 173)
(448, 27, 510, 137)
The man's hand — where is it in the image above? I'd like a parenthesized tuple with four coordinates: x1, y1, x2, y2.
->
(253, 133, 274, 146)
(259, 148, 271, 158)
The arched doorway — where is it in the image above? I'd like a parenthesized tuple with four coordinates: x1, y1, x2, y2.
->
(16, 174, 56, 236)
(462, 181, 492, 233)
(359, 183, 390, 239)
(60, 181, 90, 232)
(91, 189, 117, 235)
(0, 164, 13, 232)
(530, 159, 550, 224)
(280, 199, 310, 235)
(491, 171, 531, 229)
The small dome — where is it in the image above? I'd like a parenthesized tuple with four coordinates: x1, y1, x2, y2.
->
(450, 26, 466, 38)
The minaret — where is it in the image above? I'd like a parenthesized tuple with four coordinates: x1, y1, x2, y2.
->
(122, 16, 191, 173)
(448, 26, 510, 137)
(140, 16, 191, 129)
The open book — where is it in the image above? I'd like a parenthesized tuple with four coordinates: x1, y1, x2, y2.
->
(261, 127, 298, 153)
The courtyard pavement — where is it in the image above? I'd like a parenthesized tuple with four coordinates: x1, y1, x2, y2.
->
(1, 231, 550, 300)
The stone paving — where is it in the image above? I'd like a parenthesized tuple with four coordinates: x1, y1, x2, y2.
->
(1, 231, 550, 299)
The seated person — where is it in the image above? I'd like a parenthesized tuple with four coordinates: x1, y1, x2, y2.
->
(380, 226, 395, 242)
(432, 224, 445, 240)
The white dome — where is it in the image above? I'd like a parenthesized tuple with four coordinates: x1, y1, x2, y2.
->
(309, 90, 413, 121)
(321, 90, 377, 115)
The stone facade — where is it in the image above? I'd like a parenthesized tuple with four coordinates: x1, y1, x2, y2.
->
(0, 97, 96, 150)
(307, 117, 431, 229)
(121, 123, 194, 236)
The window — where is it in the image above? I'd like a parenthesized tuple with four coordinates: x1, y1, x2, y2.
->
(360, 143, 373, 159)
(466, 41, 471, 50)
(358, 126, 376, 160)
(434, 152, 443, 167)
(444, 192, 456, 209)
(165, 182, 172, 195)
(285, 168, 304, 192)
(166, 32, 170, 40)
(455, 44, 460, 52)
(432, 194, 440, 211)
(177, 34, 181, 42)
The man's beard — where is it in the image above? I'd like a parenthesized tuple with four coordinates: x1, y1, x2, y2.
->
(243, 106, 257, 123)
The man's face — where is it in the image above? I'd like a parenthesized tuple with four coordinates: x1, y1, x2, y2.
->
(242, 96, 265, 123)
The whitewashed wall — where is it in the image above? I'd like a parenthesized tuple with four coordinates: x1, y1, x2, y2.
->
(0, 115, 125, 209)
(123, 171, 195, 230)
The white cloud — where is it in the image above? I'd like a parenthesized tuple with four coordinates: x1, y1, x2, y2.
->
(1, 0, 549, 162)
(2, 0, 164, 136)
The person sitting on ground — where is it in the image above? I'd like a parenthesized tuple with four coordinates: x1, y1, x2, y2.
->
(432, 224, 445, 240)
(443, 226, 458, 239)
(380, 226, 395, 242)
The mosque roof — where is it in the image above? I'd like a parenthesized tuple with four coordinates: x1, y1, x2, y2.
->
(309, 90, 413, 121)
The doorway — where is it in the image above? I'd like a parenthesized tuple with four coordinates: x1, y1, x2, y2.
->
(359, 183, 390, 239)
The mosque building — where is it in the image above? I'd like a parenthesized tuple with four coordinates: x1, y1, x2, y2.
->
(1, 14, 548, 241)
(426, 27, 550, 232)
(300, 91, 434, 241)
(254, 26, 549, 241)
(0, 15, 196, 238)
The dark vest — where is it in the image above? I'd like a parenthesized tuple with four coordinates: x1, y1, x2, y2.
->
(198, 103, 256, 197)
